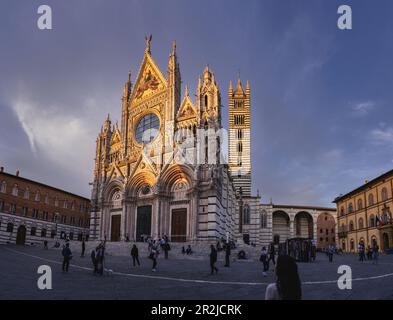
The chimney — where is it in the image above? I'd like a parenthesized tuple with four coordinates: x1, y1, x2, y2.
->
(16, 170, 20, 177)
(365, 180, 369, 184)
(0, 167, 3, 173)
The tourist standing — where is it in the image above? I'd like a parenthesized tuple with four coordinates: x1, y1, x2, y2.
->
(163, 240, 170, 259)
(209, 245, 218, 275)
(328, 245, 334, 263)
(366, 245, 372, 260)
(96, 242, 106, 275)
(150, 244, 159, 272)
(224, 242, 231, 267)
(81, 239, 86, 257)
(61, 243, 72, 273)
(131, 244, 140, 267)
(260, 246, 269, 277)
(91, 248, 98, 274)
(265, 255, 302, 300)
(358, 242, 365, 262)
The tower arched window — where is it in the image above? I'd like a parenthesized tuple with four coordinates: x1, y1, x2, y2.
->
(237, 142, 242, 153)
(243, 204, 250, 225)
(204, 95, 208, 109)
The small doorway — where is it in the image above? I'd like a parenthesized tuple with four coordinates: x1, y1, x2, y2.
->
(382, 233, 390, 250)
(111, 215, 121, 242)
(171, 209, 187, 242)
(16, 225, 26, 245)
(136, 205, 152, 241)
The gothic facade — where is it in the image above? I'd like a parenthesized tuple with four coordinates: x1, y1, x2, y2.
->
(90, 38, 237, 242)
(90, 37, 337, 247)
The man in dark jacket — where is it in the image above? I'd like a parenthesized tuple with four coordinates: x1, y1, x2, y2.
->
(131, 244, 140, 267)
(224, 242, 231, 267)
(62, 243, 72, 273)
(81, 239, 86, 257)
(209, 245, 218, 275)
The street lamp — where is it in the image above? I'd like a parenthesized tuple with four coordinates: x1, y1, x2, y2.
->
(54, 212, 59, 241)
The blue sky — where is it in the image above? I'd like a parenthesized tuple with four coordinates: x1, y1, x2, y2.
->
(1, 0, 393, 206)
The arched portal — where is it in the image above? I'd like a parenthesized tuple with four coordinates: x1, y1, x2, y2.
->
(16, 225, 26, 245)
(295, 211, 313, 239)
(272, 211, 290, 244)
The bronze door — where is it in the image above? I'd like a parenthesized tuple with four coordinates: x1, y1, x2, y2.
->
(171, 209, 187, 242)
(136, 206, 152, 241)
(111, 215, 121, 242)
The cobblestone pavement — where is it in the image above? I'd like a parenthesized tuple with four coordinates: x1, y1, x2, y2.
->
(1, 244, 393, 300)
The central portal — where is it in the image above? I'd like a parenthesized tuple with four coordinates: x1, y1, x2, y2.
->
(171, 208, 187, 242)
(111, 215, 121, 242)
(136, 205, 152, 241)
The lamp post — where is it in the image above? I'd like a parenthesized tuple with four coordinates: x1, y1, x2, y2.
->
(54, 212, 59, 241)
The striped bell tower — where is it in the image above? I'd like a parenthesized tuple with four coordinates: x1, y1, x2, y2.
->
(228, 77, 251, 197)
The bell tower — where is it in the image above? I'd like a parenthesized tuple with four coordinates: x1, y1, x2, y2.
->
(228, 78, 251, 196)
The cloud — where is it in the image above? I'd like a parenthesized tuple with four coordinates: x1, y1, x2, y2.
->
(370, 126, 393, 145)
(10, 97, 96, 177)
(351, 101, 375, 117)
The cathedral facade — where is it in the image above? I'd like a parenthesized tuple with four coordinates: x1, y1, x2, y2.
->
(90, 38, 237, 243)
(89, 37, 337, 247)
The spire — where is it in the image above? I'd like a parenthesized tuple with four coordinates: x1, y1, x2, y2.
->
(185, 84, 189, 97)
(128, 70, 131, 83)
(229, 81, 233, 93)
(172, 40, 176, 55)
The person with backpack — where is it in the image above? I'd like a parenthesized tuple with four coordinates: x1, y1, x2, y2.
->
(131, 244, 140, 267)
(268, 243, 276, 269)
(61, 243, 72, 273)
(209, 245, 218, 275)
(163, 240, 171, 259)
(260, 246, 269, 277)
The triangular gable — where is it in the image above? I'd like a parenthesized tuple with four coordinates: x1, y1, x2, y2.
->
(110, 127, 121, 145)
(130, 150, 159, 178)
(108, 164, 125, 180)
(131, 53, 168, 102)
(176, 95, 197, 121)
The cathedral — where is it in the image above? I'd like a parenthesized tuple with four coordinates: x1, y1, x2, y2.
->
(90, 37, 337, 247)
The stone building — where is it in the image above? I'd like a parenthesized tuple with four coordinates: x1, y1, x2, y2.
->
(90, 38, 237, 243)
(0, 167, 90, 245)
(90, 37, 337, 247)
(334, 169, 393, 252)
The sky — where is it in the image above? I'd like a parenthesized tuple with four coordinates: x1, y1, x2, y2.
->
(1, 0, 393, 207)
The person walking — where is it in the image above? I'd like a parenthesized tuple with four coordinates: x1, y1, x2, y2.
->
(131, 244, 140, 267)
(61, 243, 72, 273)
(372, 242, 379, 265)
(260, 246, 269, 277)
(224, 242, 231, 267)
(366, 245, 372, 260)
(328, 245, 334, 263)
(91, 248, 98, 274)
(209, 245, 218, 275)
(267, 243, 276, 270)
(265, 255, 302, 300)
(96, 242, 106, 275)
(81, 239, 86, 257)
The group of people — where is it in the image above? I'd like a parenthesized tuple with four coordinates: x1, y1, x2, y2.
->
(359, 241, 379, 264)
